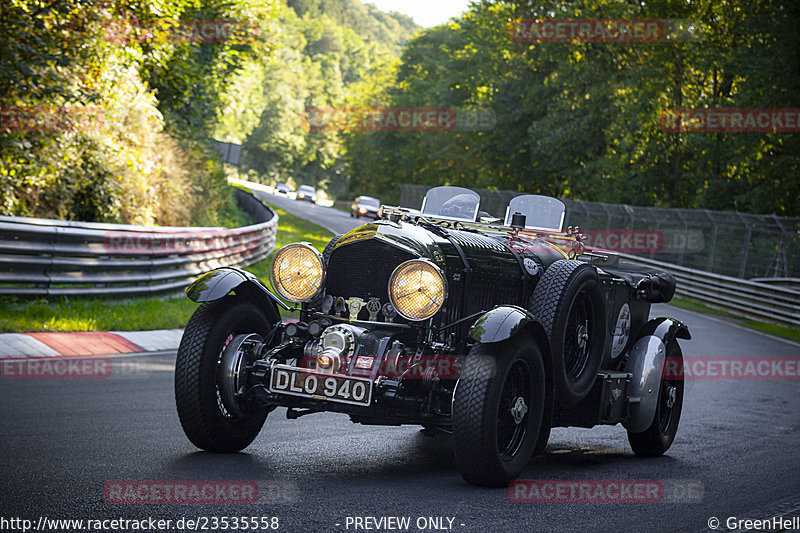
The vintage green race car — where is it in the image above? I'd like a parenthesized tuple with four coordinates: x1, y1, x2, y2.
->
(175, 186, 688, 487)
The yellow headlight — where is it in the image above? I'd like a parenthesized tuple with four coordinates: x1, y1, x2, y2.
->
(270, 243, 325, 302)
(388, 259, 447, 321)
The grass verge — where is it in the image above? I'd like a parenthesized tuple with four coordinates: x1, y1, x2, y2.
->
(669, 297, 800, 343)
(0, 203, 332, 333)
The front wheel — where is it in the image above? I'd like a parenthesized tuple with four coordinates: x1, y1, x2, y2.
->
(453, 334, 546, 487)
(627, 343, 684, 456)
(174, 298, 272, 452)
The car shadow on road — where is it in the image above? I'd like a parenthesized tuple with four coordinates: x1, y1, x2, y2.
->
(527, 442, 680, 474)
(164, 451, 277, 478)
(335, 432, 682, 486)
(163, 431, 679, 491)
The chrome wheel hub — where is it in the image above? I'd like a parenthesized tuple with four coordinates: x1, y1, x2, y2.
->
(577, 321, 589, 351)
(510, 396, 528, 425)
(665, 384, 677, 409)
(219, 333, 262, 418)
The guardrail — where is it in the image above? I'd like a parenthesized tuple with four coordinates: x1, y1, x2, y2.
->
(399, 183, 800, 280)
(619, 253, 800, 328)
(0, 187, 277, 297)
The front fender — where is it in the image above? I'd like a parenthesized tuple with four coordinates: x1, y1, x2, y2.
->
(623, 317, 689, 433)
(185, 268, 287, 323)
(469, 305, 541, 344)
(469, 305, 555, 443)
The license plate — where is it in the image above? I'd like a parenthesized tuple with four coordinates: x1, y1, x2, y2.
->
(268, 364, 373, 407)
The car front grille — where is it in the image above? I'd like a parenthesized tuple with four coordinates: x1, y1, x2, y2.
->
(326, 239, 416, 312)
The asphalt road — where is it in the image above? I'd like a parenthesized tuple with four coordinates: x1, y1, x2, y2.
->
(2, 195, 799, 533)
(252, 191, 365, 236)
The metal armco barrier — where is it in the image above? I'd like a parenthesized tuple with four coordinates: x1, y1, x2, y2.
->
(397, 183, 799, 328)
(618, 253, 800, 328)
(0, 187, 277, 297)
(398, 183, 800, 281)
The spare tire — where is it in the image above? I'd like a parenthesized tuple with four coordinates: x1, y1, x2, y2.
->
(529, 260, 606, 406)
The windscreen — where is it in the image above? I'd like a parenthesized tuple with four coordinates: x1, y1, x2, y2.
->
(504, 195, 566, 231)
(359, 197, 380, 206)
(420, 186, 480, 222)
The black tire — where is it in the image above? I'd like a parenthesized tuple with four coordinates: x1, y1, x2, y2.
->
(453, 334, 546, 487)
(532, 407, 552, 458)
(627, 343, 684, 456)
(529, 260, 606, 406)
(174, 298, 272, 452)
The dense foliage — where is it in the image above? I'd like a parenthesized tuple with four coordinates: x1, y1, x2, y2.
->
(3, 0, 796, 222)
(1, 0, 278, 225)
(231, 0, 417, 199)
(345, 0, 800, 215)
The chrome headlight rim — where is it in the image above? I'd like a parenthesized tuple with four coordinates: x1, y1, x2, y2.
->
(387, 258, 448, 322)
(269, 242, 326, 303)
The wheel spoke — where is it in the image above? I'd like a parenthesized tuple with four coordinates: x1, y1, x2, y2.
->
(497, 360, 532, 459)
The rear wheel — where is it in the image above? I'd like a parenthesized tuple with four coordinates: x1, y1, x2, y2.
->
(529, 260, 606, 406)
(453, 334, 546, 487)
(174, 298, 272, 452)
(627, 343, 684, 456)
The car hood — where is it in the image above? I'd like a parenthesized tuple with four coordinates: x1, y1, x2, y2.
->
(333, 220, 445, 263)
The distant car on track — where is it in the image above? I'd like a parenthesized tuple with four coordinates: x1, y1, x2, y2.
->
(275, 183, 291, 196)
(350, 196, 381, 218)
(297, 185, 317, 203)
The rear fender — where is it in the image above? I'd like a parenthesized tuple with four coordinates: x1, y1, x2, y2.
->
(636, 316, 691, 342)
(186, 267, 285, 324)
(623, 317, 689, 433)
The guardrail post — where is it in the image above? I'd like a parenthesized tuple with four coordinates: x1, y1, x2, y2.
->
(675, 210, 689, 267)
(600, 203, 613, 231)
(767, 214, 790, 278)
(646, 206, 661, 260)
(735, 212, 752, 278)
(703, 209, 718, 272)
